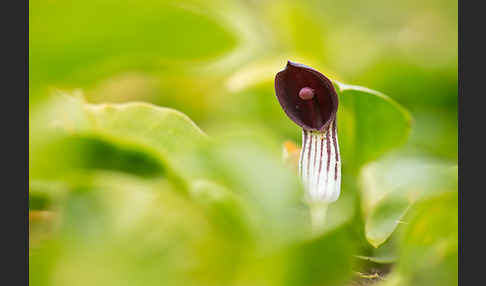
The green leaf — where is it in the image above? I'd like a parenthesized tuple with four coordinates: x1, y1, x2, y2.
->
(335, 82, 412, 171)
(197, 132, 309, 248)
(364, 190, 410, 248)
(189, 179, 252, 242)
(29, 0, 238, 88)
(283, 223, 357, 286)
(32, 135, 168, 181)
(263, 2, 329, 61)
(357, 224, 400, 264)
(30, 94, 208, 182)
(396, 191, 458, 286)
(29, 181, 69, 210)
(30, 172, 244, 286)
(360, 155, 457, 247)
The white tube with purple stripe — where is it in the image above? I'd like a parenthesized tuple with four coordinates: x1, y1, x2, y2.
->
(299, 119, 341, 204)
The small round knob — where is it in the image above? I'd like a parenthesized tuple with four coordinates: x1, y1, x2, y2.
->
(298, 87, 315, 100)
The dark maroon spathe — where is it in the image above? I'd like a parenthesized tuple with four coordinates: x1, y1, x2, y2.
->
(274, 61, 339, 132)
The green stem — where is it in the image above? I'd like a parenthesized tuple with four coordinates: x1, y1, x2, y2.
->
(310, 203, 329, 233)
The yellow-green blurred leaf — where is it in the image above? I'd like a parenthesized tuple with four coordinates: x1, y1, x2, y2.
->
(29, 0, 238, 89)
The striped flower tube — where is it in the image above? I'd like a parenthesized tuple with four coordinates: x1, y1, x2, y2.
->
(275, 61, 341, 204)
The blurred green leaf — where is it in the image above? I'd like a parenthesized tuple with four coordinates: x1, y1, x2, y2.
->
(197, 132, 310, 249)
(29, 181, 68, 210)
(356, 217, 400, 265)
(263, 2, 329, 61)
(189, 179, 252, 243)
(29, 0, 238, 89)
(32, 135, 168, 180)
(364, 190, 410, 248)
(283, 223, 357, 286)
(390, 191, 458, 286)
(30, 172, 244, 286)
(360, 155, 457, 247)
(30, 94, 208, 182)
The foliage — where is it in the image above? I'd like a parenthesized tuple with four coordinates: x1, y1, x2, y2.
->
(29, 0, 457, 285)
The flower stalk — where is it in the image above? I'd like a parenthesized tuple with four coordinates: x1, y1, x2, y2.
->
(309, 203, 329, 233)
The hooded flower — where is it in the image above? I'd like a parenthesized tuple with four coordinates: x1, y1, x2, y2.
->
(275, 61, 341, 203)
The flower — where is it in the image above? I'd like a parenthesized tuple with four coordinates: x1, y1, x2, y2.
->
(275, 61, 341, 203)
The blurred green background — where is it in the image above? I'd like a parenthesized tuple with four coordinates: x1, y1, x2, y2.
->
(29, 0, 457, 285)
